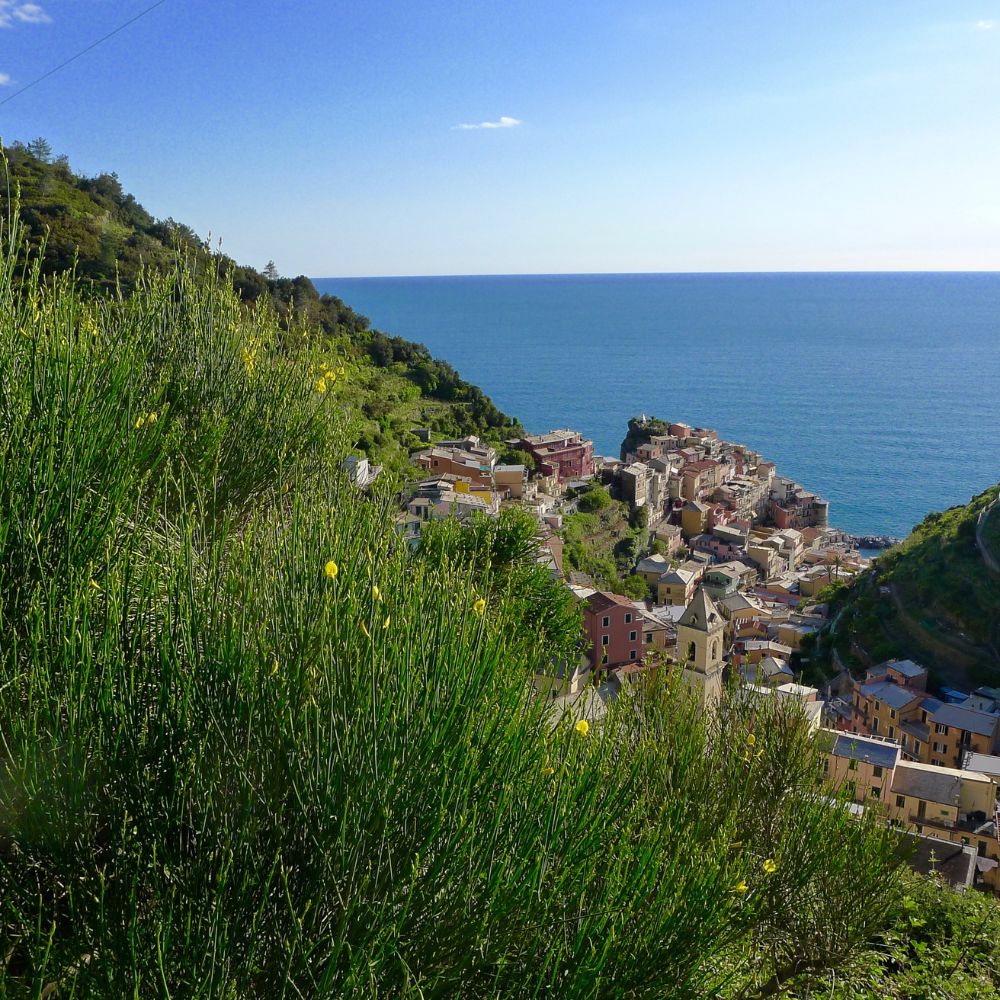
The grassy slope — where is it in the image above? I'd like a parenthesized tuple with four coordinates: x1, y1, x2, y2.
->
(807, 485, 1000, 688)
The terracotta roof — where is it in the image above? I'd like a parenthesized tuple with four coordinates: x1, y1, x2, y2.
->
(586, 591, 637, 614)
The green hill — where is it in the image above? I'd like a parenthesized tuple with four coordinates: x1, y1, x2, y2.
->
(2, 138, 521, 477)
(806, 485, 1000, 689)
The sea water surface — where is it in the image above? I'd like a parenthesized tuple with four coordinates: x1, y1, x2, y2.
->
(313, 273, 1000, 538)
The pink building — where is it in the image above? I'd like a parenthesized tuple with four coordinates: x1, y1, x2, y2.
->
(583, 591, 646, 670)
(520, 429, 594, 483)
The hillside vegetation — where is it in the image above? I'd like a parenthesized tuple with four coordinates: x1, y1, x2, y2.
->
(807, 485, 1000, 688)
(2, 139, 520, 476)
(0, 194, 925, 996)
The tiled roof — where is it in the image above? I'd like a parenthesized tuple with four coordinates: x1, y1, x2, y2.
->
(963, 752, 1000, 777)
(859, 681, 922, 711)
(930, 703, 1000, 737)
(586, 591, 637, 613)
(891, 762, 962, 805)
(830, 734, 900, 769)
(887, 658, 927, 679)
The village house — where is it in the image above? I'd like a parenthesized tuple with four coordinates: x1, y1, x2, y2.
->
(635, 552, 670, 586)
(849, 661, 1000, 767)
(657, 560, 706, 606)
(582, 591, 646, 670)
(413, 439, 496, 490)
(517, 429, 594, 484)
(770, 477, 830, 529)
(494, 463, 526, 499)
(700, 565, 742, 602)
(821, 730, 902, 803)
(680, 500, 710, 538)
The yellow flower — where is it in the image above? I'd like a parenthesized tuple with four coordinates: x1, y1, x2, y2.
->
(541, 766, 555, 776)
(315, 377, 327, 394)
(372, 584, 382, 602)
(269, 659, 279, 677)
(762, 858, 777, 875)
(734, 880, 749, 894)
(383, 615, 390, 629)
(89, 579, 101, 591)
(147, 411, 157, 424)
(324, 560, 338, 579)
(747, 733, 756, 746)
(361, 621, 372, 639)
(337, 366, 346, 377)
(575, 719, 590, 737)
(473, 597, 486, 616)
(134, 415, 145, 429)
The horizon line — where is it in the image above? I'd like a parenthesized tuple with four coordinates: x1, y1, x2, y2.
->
(313, 268, 1000, 280)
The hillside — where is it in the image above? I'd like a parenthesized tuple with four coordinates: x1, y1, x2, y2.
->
(805, 485, 1000, 689)
(1, 138, 521, 476)
(0, 206, 919, 996)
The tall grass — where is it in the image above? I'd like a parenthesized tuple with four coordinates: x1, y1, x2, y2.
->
(0, 214, 905, 997)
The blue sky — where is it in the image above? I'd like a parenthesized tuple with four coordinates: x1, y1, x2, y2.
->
(2, 0, 999, 275)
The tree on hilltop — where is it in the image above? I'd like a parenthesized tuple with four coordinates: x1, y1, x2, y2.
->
(25, 137, 52, 161)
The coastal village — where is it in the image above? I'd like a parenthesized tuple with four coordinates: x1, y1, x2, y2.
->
(373, 416, 1000, 896)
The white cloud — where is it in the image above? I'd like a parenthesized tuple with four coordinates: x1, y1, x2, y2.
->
(0, 72, 11, 85)
(453, 115, 522, 131)
(0, 2, 51, 27)
(975, 19, 995, 30)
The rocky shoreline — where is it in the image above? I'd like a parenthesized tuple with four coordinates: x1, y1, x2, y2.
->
(845, 533, 902, 550)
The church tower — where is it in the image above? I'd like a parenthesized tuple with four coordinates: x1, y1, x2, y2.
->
(675, 586, 726, 711)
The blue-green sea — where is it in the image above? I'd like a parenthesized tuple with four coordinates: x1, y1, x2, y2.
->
(313, 273, 1000, 538)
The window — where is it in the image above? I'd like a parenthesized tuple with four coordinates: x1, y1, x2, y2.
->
(931, 758, 943, 767)
(935, 723, 948, 735)
(624, 613, 632, 624)
(871, 718, 879, 733)
(933, 742, 946, 754)
(823, 758, 830, 774)
(871, 787, 881, 800)
(645, 632, 653, 643)
(630, 649, 637, 661)
(874, 700, 881, 711)
(921, 710, 928, 723)
(888, 726, 895, 739)
(873, 766, 883, 778)
(895, 795, 906, 808)
(890, 709, 897, 720)
(601, 635, 609, 647)
(602, 616, 610, 628)
(848, 759, 858, 771)
(913, 741, 921, 755)
(629, 630, 637, 642)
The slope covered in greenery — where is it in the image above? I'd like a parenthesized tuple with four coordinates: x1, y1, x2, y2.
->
(806, 485, 1000, 688)
(1, 139, 520, 476)
(0, 205, 920, 996)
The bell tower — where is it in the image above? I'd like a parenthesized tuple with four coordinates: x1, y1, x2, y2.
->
(675, 586, 726, 710)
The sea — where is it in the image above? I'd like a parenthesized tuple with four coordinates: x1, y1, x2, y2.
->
(313, 273, 1000, 539)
